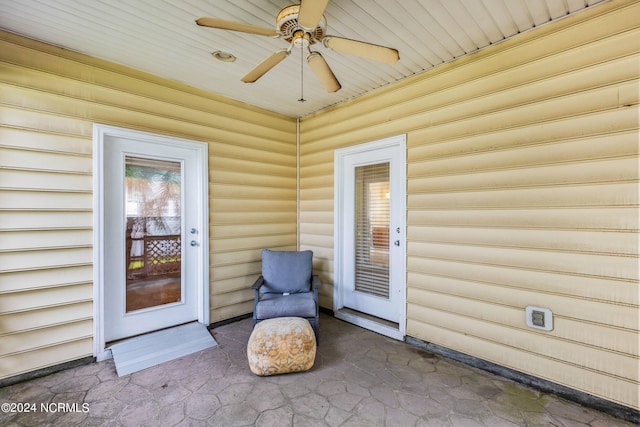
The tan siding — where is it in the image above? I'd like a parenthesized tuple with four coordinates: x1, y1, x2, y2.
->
(1, 339, 93, 380)
(0, 284, 93, 313)
(212, 301, 255, 324)
(408, 276, 637, 337)
(0, 302, 93, 334)
(408, 241, 636, 281)
(0, 41, 292, 135)
(211, 184, 295, 201)
(211, 224, 296, 240)
(1, 248, 93, 272)
(0, 266, 93, 292)
(0, 169, 91, 193)
(0, 191, 92, 211)
(211, 261, 263, 283)
(409, 155, 638, 191)
(0, 229, 92, 251)
(211, 235, 296, 254)
(0, 127, 92, 154)
(209, 199, 297, 215)
(299, 0, 639, 410)
(0, 147, 92, 173)
(209, 156, 292, 178)
(409, 226, 638, 256)
(408, 207, 638, 231)
(406, 293, 636, 379)
(212, 211, 296, 226)
(212, 276, 261, 296)
(212, 289, 255, 310)
(408, 260, 637, 307)
(0, 321, 93, 357)
(1, 211, 93, 231)
(0, 30, 296, 379)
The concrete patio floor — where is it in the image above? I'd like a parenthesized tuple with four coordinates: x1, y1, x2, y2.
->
(0, 314, 635, 426)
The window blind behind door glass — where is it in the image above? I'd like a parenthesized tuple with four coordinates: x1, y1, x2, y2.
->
(354, 162, 390, 298)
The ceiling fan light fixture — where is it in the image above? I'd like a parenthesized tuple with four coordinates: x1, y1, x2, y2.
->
(211, 50, 236, 62)
(292, 30, 311, 48)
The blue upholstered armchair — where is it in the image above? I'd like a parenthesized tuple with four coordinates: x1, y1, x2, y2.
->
(251, 249, 321, 342)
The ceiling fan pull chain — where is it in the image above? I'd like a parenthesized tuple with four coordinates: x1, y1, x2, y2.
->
(299, 41, 306, 102)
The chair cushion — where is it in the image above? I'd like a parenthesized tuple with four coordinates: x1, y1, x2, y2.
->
(261, 249, 313, 294)
(255, 293, 316, 319)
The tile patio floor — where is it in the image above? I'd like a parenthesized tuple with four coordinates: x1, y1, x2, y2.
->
(0, 314, 635, 426)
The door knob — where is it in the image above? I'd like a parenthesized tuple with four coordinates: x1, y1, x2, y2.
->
(190, 240, 198, 247)
(394, 240, 400, 246)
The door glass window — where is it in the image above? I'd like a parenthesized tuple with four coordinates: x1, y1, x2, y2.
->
(354, 162, 390, 298)
(125, 156, 182, 312)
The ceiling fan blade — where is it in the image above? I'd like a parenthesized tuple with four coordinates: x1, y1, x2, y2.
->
(196, 17, 279, 37)
(306, 51, 341, 93)
(323, 36, 400, 64)
(298, 0, 330, 31)
(241, 50, 290, 83)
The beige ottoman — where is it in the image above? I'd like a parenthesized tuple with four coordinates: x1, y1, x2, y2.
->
(247, 317, 316, 376)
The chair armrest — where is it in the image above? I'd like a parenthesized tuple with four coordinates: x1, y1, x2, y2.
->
(312, 275, 322, 290)
(251, 276, 265, 290)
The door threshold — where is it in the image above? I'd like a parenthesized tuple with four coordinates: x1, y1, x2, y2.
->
(335, 308, 404, 340)
(105, 321, 196, 348)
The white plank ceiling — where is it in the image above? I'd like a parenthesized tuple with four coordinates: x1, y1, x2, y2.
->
(0, 0, 608, 118)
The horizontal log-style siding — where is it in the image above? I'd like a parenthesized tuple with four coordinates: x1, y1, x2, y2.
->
(299, 0, 639, 410)
(0, 30, 296, 380)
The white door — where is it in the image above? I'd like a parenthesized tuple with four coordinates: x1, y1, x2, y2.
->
(335, 135, 406, 328)
(101, 130, 206, 342)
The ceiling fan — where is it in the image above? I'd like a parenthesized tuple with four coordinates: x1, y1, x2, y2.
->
(196, 0, 400, 93)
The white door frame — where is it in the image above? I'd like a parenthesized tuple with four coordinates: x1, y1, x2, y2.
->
(334, 134, 406, 340)
(92, 124, 209, 361)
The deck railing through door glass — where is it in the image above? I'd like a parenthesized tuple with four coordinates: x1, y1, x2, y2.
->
(124, 156, 183, 312)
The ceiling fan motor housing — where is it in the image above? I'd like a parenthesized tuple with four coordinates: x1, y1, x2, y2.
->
(277, 5, 326, 44)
